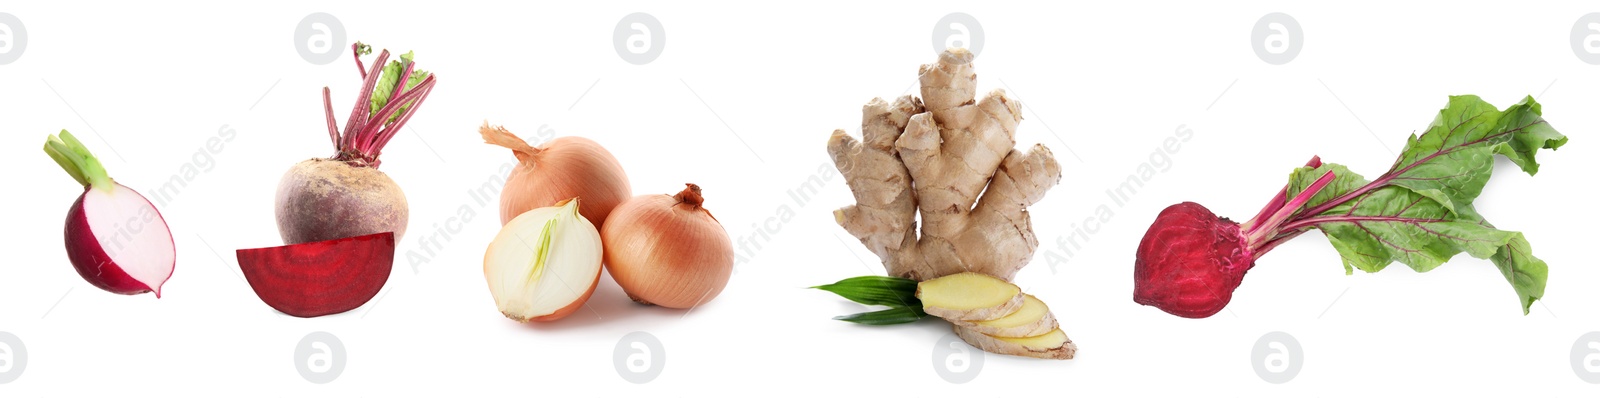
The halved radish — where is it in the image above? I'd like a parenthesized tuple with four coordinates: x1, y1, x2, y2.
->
(236, 232, 396, 317)
(46, 130, 175, 297)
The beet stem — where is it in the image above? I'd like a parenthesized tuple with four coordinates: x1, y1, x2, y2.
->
(320, 43, 437, 168)
(1253, 229, 1306, 259)
(363, 74, 432, 140)
(361, 59, 417, 153)
(338, 49, 390, 158)
(322, 87, 338, 148)
(1245, 170, 1335, 245)
(369, 78, 436, 152)
(1242, 156, 1322, 232)
(352, 42, 371, 79)
(1240, 187, 1286, 233)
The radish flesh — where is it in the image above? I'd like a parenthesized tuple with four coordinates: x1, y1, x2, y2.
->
(46, 130, 175, 297)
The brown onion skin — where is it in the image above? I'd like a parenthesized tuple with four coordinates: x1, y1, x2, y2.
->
(601, 184, 734, 309)
(499, 136, 631, 230)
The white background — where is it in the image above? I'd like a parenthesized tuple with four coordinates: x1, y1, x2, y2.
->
(1, 0, 1598, 395)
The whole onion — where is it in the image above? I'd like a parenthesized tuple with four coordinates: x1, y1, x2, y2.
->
(479, 123, 631, 229)
(601, 184, 734, 309)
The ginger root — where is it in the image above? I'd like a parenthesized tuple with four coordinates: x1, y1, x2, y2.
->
(828, 48, 1062, 281)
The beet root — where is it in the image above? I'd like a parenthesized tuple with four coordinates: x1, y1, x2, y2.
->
(1133, 202, 1254, 318)
(274, 159, 408, 245)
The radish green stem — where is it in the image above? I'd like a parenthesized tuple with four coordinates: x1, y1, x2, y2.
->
(43, 130, 112, 193)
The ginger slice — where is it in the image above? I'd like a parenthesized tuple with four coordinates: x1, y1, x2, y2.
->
(953, 325, 1077, 360)
(916, 272, 1024, 321)
(956, 294, 1058, 338)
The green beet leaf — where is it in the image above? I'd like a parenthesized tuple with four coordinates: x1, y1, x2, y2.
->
(1276, 95, 1564, 313)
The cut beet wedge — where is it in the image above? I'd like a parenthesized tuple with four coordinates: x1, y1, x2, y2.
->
(236, 232, 396, 317)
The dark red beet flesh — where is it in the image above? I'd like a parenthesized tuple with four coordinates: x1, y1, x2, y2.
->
(1133, 202, 1255, 318)
(236, 232, 395, 317)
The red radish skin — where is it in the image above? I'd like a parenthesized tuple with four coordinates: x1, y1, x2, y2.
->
(47, 130, 175, 297)
(236, 232, 396, 317)
(1132, 202, 1251, 318)
(64, 183, 176, 297)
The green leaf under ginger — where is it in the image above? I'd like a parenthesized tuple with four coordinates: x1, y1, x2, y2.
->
(812, 275, 920, 308)
(815, 275, 927, 325)
(369, 51, 431, 123)
(833, 306, 928, 325)
(1274, 96, 1564, 314)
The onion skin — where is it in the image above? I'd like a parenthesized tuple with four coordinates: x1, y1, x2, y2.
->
(481, 124, 630, 229)
(64, 185, 174, 297)
(275, 159, 409, 245)
(601, 184, 734, 309)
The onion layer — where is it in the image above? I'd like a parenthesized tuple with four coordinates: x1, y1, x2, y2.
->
(601, 184, 734, 309)
(484, 199, 603, 322)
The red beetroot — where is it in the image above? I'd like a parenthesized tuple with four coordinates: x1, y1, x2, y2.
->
(1133, 202, 1252, 318)
(275, 42, 437, 245)
(236, 232, 395, 317)
(1134, 157, 1334, 318)
(1135, 96, 1567, 318)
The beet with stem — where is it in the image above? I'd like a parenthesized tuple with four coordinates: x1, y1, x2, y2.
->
(275, 42, 437, 245)
(1133, 95, 1567, 318)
